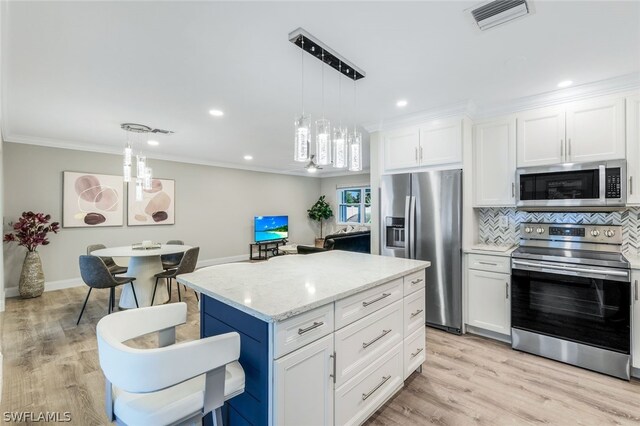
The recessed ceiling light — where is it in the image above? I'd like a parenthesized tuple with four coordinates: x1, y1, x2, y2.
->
(209, 109, 224, 117)
(147, 140, 159, 146)
(396, 99, 408, 107)
(307, 167, 317, 173)
(557, 80, 573, 88)
(244, 155, 253, 160)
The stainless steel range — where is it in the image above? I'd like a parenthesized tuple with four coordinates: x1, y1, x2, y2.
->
(511, 222, 631, 380)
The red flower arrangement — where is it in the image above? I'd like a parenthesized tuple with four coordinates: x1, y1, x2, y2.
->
(3, 211, 60, 252)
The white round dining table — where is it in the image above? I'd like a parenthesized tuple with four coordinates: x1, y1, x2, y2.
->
(92, 244, 192, 308)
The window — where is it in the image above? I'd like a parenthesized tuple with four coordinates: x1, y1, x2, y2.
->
(337, 186, 371, 225)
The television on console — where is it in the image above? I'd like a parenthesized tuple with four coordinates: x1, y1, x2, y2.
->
(254, 215, 288, 243)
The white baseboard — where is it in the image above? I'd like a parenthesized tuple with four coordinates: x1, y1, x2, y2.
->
(4, 254, 250, 298)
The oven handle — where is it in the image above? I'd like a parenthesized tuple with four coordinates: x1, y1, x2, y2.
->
(512, 260, 629, 277)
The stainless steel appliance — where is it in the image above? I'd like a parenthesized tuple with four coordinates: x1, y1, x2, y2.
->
(516, 160, 626, 210)
(380, 170, 462, 334)
(511, 222, 631, 380)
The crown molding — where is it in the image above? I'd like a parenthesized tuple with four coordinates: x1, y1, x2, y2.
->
(362, 100, 476, 133)
(316, 169, 371, 178)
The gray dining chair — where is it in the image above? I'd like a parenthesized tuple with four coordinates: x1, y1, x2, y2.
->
(161, 240, 185, 271)
(87, 244, 128, 276)
(77, 255, 139, 325)
(152, 247, 200, 305)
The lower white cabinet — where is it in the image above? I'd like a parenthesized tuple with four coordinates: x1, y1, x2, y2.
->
(467, 255, 511, 336)
(274, 334, 335, 426)
(632, 270, 640, 370)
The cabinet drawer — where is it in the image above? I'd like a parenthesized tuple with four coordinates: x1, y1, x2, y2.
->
(404, 289, 425, 336)
(403, 270, 426, 295)
(335, 342, 403, 426)
(335, 300, 403, 386)
(404, 327, 425, 380)
(468, 253, 510, 274)
(335, 279, 403, 329)
(274, 303, 334, 359)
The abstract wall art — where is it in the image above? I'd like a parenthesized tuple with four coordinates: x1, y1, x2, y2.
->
(127, 178, 175, 226)
(62, 172, 124, 227)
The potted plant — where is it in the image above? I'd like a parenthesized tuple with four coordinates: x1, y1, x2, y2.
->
(4, 211, 60, 298)
(307, 195, 333, 248)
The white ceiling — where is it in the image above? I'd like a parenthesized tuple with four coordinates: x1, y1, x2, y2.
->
(3, 1, 640, 175)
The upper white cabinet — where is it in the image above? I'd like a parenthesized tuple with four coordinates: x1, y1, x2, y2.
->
(516, 98, 625, 167)
(383, 118, 462, 171)
(626, 95, 640, 205)
(473, 117, 517, 207)
(516, 105, 565, 167)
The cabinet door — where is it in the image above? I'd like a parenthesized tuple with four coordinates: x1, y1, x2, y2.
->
(516, 106, 565, 167)
(383, 127, 420, 171)
(632, 271, 640, 369)
(467, 269, 510, 335)
(566, 97, 625, 163)
(627, 95, 640, 205)
(473, 118, 517, 206)
(274, 334, 334, 426)
(418, 119, 462, 166)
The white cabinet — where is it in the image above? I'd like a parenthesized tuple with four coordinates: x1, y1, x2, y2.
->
(382, 119, 462, 171)
(473, 118, 517, 206)
(467, 255, 511, 336)
(516, 98, 625, 167)
(565, 97, 625, 163)
(516, 105, 565, 167)
(274, 334, 335, 426)
(632, 270, 640, 370)
(627, 95, 640, 205)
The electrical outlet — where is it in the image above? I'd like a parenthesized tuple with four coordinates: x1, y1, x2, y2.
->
(499, 215, 509, 229)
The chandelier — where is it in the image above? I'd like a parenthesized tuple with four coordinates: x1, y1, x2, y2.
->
(121, 123, 154, 201)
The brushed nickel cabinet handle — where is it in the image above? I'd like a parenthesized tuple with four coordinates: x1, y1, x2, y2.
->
(362, 329, 392, 348)
(478, 261, 498, 266)
(298, 321, 324, 335)
(512, 182, 515, 198)
(415, 147, 418, 162)
(362, 292, 391, 307)
(419, 146, 423, 161)
(362, 375, 391, 401)
(411, 278, 423, 285)
(630, 177, 633, 195)
(568, 138, 572, 157)
(560, 139, 564, 159)
(329, 352, 336, 383)
(635, 280, 638, 302)
(410, 309, 424, 318)
(411, 347, 424, 358)
(506, 282, 509, 299)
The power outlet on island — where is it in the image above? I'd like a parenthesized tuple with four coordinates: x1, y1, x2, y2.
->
(499, 215, 509, 229)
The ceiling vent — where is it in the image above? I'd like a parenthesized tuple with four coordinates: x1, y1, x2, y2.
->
(470, 0, 531, 30)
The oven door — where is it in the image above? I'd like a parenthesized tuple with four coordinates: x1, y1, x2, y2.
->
(511, 261, 630, 354)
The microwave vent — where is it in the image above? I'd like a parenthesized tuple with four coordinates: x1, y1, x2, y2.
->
(471, 0, 530, 30)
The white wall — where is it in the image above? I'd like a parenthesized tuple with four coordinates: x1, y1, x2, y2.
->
(318, 172, 370, 237)
(2, 143, 321, 291)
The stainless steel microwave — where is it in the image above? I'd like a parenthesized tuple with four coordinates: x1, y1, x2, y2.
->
(516, 160, 626, 210)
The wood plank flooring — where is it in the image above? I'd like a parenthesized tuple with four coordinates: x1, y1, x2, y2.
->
(1, 286, 639, 425)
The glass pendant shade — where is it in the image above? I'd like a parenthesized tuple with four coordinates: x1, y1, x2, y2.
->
(123, 145, 132, 182)
(143, 167, 153, 190)
(136, 155, 146, 178)
(315, 118, 332, 166)
(135, 178, 144, 202)
(348, 131, 363, 172)
(332, 127, 347, 169)
(294, 115, 310, 162)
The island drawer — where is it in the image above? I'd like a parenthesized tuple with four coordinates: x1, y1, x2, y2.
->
(335, 278, 403, 329)
(403, 326, 425, 380)
(403, 270, 426, 295)
(403, 288, 425, 336)
(468, 253, 510, 274)
(335, 342, 403, 426)
(334, 300, 403, 386)
(274, 303, 334, 359)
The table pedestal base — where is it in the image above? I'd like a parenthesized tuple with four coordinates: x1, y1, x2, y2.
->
(119, 256, 169, 308)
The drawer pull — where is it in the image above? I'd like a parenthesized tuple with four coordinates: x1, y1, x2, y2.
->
(410, 278, 423, 285)
(411, 347, 424, 358)
(410, 309, 424, 318)
(362, 293, 391, 307)
(362, 329, 392, 348)
(298, 321, 324, 335)
(478, 261, 498, 266)
(362, 375, 391, 401)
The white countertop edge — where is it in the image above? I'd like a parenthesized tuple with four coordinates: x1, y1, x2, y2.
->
(178, 261, 430, 323)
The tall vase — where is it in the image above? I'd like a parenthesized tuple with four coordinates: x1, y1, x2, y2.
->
(19, 251, 45, 298)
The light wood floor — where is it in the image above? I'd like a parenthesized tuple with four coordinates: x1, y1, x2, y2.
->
(1, 287, 639, 425)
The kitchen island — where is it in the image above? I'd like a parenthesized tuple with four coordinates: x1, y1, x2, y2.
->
(178, 251, 430, 426)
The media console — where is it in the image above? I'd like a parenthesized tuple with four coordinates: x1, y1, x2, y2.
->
(249, 240, 286, 260)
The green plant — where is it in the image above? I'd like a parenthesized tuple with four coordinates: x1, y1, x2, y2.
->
(307, 195, 333, 238)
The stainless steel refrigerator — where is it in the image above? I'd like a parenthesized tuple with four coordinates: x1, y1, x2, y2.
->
(380, 169, 462, 334)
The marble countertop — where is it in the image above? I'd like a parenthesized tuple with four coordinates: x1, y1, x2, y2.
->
(464, 244, 517, 257)
(178, 251, 430, 322)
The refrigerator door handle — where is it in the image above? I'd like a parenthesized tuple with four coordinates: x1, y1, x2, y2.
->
(409, 196, 417, 259)
(404, 196, 411, 259)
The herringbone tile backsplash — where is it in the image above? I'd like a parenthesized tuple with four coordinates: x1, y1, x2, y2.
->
(478, 207, 640, 255)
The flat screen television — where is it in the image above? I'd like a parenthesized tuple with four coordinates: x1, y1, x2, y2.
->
(254, 215, 288, 243)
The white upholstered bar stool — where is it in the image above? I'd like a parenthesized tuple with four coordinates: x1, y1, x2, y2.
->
(96, 302, 245, 426)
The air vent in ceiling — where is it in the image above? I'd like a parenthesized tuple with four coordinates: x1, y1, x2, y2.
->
(471, 0, 530, 30)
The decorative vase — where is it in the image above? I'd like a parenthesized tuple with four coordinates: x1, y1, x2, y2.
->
(19, 251, 45, 299)
(315, 238, 325, 248)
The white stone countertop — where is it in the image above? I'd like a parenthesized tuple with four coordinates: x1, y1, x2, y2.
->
(624, 252, 640, 270)
(178, 251, 430, 322)
(464, 244, 517, 257)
